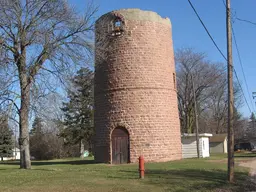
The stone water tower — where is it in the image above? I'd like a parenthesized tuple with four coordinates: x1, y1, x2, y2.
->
(94, 9, 181, 164)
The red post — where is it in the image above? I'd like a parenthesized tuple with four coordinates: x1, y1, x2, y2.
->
(139, 156, 145, 179)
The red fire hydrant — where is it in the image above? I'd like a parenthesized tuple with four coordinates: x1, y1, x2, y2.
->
(139, 156, 145, 179)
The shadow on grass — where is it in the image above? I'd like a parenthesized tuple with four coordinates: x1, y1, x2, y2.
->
(117, 169, 254, 192)
(0, 159, 97, 166)
(235, 155, 256, 158)
(234, 152, 256, 158)
(234, 153, 256, 159)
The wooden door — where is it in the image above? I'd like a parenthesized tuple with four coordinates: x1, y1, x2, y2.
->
(112, 127, 129, 164)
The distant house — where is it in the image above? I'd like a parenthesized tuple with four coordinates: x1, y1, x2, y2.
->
(12, 147, 20, 160)
(1, 148, 20, 161)
(181, 133, 212, 158)
(209, 134, 227, 154)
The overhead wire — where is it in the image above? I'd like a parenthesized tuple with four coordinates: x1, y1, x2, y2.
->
(232, 28, 255, 112)
(187, 0, 253, 114)
(236, 17, 256, 26)
(222, 0, 255, 113)
(187, 0, 227, 61)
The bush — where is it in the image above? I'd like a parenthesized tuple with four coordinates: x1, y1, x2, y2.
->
(30, 132, 63, 160)
(30, 131, 82, 160)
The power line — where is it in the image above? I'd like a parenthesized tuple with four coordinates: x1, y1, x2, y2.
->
(187, 0, 253, 114)
(232, 27, 255, 112)
(233, 69, 252, 114)
(222, 0, 256, 26)
(187, 0, 227, 61)
(222, 0, 255, 113)
(236, 17, 256, 26)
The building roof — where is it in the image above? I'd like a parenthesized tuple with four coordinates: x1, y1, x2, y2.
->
(181, 133, 213, 137)
(209, 134, 227, 142)
(12, 147, 20, 152)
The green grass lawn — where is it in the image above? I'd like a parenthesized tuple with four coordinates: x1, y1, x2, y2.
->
(0, 155, 255, 192)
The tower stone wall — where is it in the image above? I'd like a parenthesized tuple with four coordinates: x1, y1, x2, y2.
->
(94, 9, 182, 163)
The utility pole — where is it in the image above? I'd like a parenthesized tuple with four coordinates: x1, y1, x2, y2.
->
(192, 75, 200, 158)
(252, 92, 256, 140)
(253, 92, 256, 113)
(226, 0, 235, 183)
(253, 92, 256, 100)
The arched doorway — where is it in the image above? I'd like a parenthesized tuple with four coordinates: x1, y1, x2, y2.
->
(111, 127, 129, 164)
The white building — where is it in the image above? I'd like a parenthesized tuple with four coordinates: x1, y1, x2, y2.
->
(209, 134, 228, 154)
(181, 133, 212, 158)
(1, 148, 20, 161)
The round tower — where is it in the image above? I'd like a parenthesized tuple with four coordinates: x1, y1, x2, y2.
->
(94, 9, 181, 163)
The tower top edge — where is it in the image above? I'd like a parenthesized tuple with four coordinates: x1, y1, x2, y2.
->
(96, 8, 171, 26)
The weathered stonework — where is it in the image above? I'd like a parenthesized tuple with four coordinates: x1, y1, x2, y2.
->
(94, 9, 182, 163)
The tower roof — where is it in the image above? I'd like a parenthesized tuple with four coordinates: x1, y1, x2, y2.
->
(97, 8, 171, 26)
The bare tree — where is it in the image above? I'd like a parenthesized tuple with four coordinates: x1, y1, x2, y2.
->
(201, 77, 242, 134)
(243, 113, 256, 144)
(201, 70, 228, 134)
(176, 48, 224, 133)
(176, 48, 243, 135)
(0, 0, 96, 169)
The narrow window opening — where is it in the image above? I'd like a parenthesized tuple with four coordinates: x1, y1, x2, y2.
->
(115, 20, 121, 28)
(173, 73, 176, 89)
(112, 18, 124, 37)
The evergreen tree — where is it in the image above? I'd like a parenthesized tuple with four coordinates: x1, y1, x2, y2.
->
(245, 113, 256, 141)
(250, 113, 256, 122)
(61, 68, 94, 157)
(29, 117, 49, 160)
(233, 108, 246, 143)
(0, 116, 13, 161)
(30, 117, 43, 136)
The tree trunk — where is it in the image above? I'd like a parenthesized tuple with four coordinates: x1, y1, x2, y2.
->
(1, 157, 3, 161)
(19, 74, 31, 169)
(80, 139, 84, 159)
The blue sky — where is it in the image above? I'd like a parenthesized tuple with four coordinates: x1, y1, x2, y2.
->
(70, 0, 256, 117)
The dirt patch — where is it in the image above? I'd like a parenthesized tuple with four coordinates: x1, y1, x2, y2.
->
(239, 159, 256, 170)
(238, 158, 256, 191)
